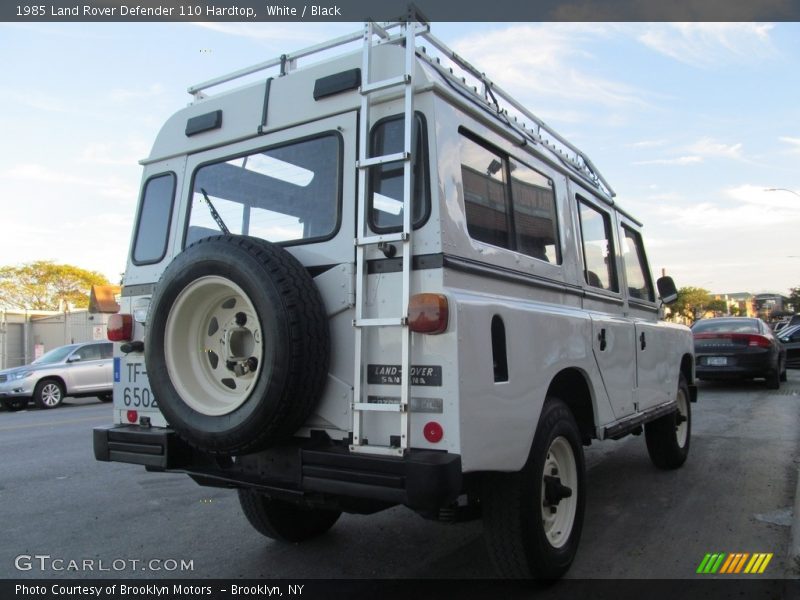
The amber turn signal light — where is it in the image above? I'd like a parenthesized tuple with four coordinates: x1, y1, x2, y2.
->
(408, 293, 449, 334)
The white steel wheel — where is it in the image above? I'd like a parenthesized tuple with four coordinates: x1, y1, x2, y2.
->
(675, 385, 689, 448)
(541, 436, 579, 549)
(164, 275, 264, 416)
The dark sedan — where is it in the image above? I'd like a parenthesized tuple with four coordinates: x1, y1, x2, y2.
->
(693, 317, 786, 389)
(777, 324, 800, 369)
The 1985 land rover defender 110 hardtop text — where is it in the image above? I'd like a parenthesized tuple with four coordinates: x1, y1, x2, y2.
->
(94, 17, 696, 579)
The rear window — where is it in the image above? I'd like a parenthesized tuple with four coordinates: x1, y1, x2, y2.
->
(186, 133, 341, 247)
(692, 319, 760, 334)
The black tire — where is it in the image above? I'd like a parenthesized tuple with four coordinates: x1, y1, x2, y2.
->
(779, 359, 787, 383)
(98, 393, 113, 403)
(145, 235, 329, 455)
(481, 398, 586, 579)
(2, 398, 27, 411)
(645, 375, 691, 469)
(765, 367, 780, 390)
(34, 379, 64, 409)
(238, 490, 341, 542)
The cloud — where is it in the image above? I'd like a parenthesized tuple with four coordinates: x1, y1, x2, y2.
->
(630, 139, 667, 149)
(108, 84, 165, 103)
(449, 24, 650, 120)
(636, 23, 776, 68)
(687, 138, 744, 160)
(635, 156, 702, 166)
(779, 137, 800, 154)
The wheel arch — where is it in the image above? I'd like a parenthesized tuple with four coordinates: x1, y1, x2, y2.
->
(36, 375, 67, 394)
(680, 353, 694, 385)
(546, 368, 596, 445)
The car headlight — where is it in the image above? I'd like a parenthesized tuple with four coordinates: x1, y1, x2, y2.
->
(11, 371, 33, 381)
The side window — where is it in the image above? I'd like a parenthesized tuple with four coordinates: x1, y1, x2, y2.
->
(621, 225, 655, 302)
(461, 136, 510, 249)
(132, 173, 176, 265)
(509, 158, 560, 264)
(368, 114, 430, 231)
(73, 345, 101, 362)
(100, 343, 113, 359)
(187, 134, 341, 247)
(577, 198, 618, 292)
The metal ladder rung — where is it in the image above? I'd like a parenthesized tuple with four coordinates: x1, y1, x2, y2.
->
(350, 444, 404, 457)
(357, 152, 409, 168)
(356, 232, 408, 246)
(354, 317, 406, 327)
(353, 402, 407, 413)
(361, 74, 411, 94)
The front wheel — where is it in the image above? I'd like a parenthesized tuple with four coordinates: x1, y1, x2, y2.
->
(645, 375, 691, 469)
(481, 398, 586, 579)
(34, 380, 64, 409)
(238, 490, 341, 543)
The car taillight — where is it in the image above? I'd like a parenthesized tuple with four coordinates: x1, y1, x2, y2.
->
(747, 335, 772, 348)
(408, 294, 448, 334)
(107, 314, 133, 342)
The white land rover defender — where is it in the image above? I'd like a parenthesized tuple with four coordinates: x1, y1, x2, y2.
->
(94, 17, 696, 579)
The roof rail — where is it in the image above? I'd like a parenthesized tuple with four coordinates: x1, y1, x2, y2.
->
(187, 18, 614, 197)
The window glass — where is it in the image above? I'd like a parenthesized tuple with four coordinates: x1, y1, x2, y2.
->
(510, 159, 560, 263)
(368, 115, 429, 231)
(621, 225, 655, 302)
(132, 173, 175, 264)
(578, 199, 618, 292)
(692, 319, 759, 334)
(460, 136, 510, 249)
(73, 345, 101, 362)
(187, 135, 340, 246)
(100, 343, 113, 359)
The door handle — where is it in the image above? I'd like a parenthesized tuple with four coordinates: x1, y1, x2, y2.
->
(640, 331, 646, 350)
(598, 328, 607, 351)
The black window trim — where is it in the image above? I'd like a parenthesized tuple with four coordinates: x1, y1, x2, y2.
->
(620, 222, 657, 305)
(182, 130, 344, 251)
(575, 193, 620, 294)
(367, 111, 432, 234)
(130, 172, 177, 266)
(458, 128, 562, 265)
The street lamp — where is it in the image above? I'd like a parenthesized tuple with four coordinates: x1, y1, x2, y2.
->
(764, 187, 800, 197)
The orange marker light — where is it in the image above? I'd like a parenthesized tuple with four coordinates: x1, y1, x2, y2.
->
(408, 294, 448, 334)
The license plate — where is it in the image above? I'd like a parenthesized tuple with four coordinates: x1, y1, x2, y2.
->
(114, 356, 158, 409)
(707, 356, 728, 366)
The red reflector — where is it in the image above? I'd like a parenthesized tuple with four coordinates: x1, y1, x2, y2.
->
(408, 294, 449, 334)
(423, 421, 444, 443)
(108, 313, 133, 342)
(126, 410, 138, 424)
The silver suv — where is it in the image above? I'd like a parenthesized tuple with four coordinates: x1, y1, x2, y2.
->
(0, 342, 113, 410)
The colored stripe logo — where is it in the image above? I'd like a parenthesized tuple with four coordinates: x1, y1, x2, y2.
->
(696, 553, 773, 574)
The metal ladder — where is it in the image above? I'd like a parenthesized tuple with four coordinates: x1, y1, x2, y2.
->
(351, 16, 426, 457)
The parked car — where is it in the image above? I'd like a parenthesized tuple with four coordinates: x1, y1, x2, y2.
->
(777, 324, 800, 369)
(0, 342, 113, 411)
(693, 317, 786, 389)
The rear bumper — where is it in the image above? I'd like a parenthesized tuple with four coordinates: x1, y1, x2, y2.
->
(695, 352, 775, 379)
(93, 425, 462, 512)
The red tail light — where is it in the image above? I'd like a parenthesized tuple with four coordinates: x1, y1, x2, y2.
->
(108, 314, 133, 342)
(126, 410, 138, 424)
(693, 332, 771, 348)
(746, 335, 772, 348)
(408, 294, 449, 334)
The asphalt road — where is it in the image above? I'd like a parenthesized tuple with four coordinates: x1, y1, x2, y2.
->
(1, 374, 799, 582)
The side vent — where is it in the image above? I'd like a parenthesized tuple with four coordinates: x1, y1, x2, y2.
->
(313, 68, 361, 101)
(185, 110, 222, 137)
(491, 315, 508, 382)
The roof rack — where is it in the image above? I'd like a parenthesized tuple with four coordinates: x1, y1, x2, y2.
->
(186, 15, 615, 198)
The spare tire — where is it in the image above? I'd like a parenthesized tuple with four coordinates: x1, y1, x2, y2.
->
(145, 235, 329, 455)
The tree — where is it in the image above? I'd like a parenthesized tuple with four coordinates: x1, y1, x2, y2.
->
(788, 286, 800, 313)
(670, 286, 711, 322)
(706, 299, 728, 315)
(0, 261, 110, 311)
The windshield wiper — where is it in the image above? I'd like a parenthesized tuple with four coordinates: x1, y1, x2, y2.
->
(200, 188, 230, 235)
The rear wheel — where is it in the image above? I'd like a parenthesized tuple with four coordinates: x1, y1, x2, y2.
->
(481, 398, 585, 579)
(766, 367, 780, 390)
(238, 490, 341, 542)
(2, 398, 27, 411)
(645, 375, 691, 469)
(98, 393, 113, 403)
(34, 380, 64, 409)
(779, 359, 788, 383)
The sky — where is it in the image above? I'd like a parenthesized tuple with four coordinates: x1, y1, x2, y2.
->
(1, 21, 799, 296)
